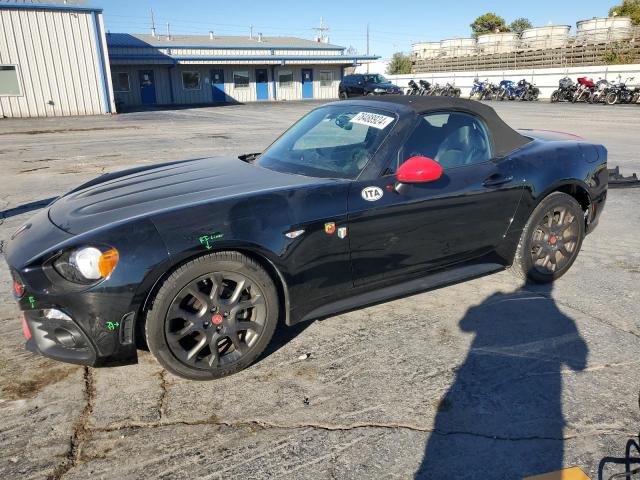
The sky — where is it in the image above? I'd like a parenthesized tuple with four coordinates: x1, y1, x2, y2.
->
(101, 0, 614, 58)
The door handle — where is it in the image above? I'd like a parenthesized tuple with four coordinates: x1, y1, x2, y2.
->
(482, 175, 513, 187)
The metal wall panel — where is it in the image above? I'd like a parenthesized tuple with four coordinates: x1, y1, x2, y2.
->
(0, 8, 112, 117)
(112, 63, 342, 108)
(111, 65, 172, 107)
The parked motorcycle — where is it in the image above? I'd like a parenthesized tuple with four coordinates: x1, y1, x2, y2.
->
(469, 78, 489, 100)
(406, 80, 420, 95)
(605, 77, 635, 105)
(428, 83, 443, 96)
(418, 79, 432, 96)
(550, 77, 576, 103)
(482, 82, 500, 101)
(514, 79, 539, 101)
(572, 77, 595, 103)
(441, 83, 461, 97)
(497, 80, 516, 101)
(587, 79, 608, 104)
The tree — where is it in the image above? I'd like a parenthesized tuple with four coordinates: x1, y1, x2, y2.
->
(386, 52, 413, 75)
(510, 18, 533, 37)
(470, 13, 510, 37)
(609, 0, 640, 25)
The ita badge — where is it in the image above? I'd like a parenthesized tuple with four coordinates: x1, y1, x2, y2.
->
(337, 227, 347, 239)
(324, 222, 336, 235)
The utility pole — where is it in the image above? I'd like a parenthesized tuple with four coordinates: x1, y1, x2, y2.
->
(150, 8, 156, 37)
(366, 23, 370, 73)
(312, 16, 330, 43)
(166, 22, 171, 40)
(249, 24, 254, 40)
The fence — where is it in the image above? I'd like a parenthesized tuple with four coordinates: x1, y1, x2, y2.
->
(413, 27, 640, 73)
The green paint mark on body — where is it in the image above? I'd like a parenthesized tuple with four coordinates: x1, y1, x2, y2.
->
(28, 295, 36, 309)
(105, 321, 120, 331)
(199, 232, 224, 250)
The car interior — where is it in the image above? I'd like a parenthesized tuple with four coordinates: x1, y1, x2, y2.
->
(402, 112, 492, 170)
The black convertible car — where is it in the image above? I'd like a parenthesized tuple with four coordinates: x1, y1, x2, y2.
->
(6, 97, 607, 380)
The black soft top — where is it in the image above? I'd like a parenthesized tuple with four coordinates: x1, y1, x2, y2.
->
(341, 96, 532, 158)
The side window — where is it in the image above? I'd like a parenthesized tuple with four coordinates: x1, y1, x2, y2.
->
(400, 112, 492, 171)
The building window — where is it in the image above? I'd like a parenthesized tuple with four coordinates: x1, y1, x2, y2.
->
(182, 71, 201, 90)
(0, 65, 21, 96)
(112, 72, 130, 92)
(233, 71, 249, 88)
(319, 71, 333, 87)
(278, 70, 293, 87)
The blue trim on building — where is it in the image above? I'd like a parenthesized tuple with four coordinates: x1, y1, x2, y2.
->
(106, 42, 345, 51)
(270, 66, 277, 101)
(168, 65, 175, 103)
(91, 12, 111, 113)
(0, 3, 102, 13)
(109, 54, 380, 63)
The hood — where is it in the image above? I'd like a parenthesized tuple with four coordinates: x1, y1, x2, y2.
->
(49, 156, 318, 234)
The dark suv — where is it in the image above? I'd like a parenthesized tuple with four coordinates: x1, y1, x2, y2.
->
(339, 74, 402, 99)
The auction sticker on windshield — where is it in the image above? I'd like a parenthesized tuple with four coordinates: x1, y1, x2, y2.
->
(350, 111, 394, 130)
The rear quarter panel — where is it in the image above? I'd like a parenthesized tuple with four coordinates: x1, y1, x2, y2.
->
(508, 138, 608, 235)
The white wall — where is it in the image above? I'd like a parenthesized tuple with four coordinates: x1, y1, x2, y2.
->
(388, 64, 640, 99)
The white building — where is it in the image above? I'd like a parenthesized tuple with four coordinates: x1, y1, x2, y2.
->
(0, 0, 114, 118)
(107, 33, 376, 109)
(0, 1, 377, 117)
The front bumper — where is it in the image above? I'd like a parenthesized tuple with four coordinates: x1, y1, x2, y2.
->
(22, 309, 136, 367)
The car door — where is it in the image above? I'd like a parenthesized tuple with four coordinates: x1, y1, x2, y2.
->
(348, 111, 524, 287)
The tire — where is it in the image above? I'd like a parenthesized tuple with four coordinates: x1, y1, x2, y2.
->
(145, 251, 279, 380)
(510, 192, 585, 284)
(605, 92, 618, 105)
(550, 90, 559, 103)
(339, 91, 348, 100)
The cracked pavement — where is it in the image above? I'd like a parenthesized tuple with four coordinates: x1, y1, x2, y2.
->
(0, 102, 639, 479)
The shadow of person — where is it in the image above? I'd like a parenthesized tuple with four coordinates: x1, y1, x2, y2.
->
(416, 282, 588, 479)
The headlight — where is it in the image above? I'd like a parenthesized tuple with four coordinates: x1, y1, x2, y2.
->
(53, 246, 119, 284)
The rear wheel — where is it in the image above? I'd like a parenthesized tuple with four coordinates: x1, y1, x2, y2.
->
(145, 252, 279, 380)
(511, 192, 585, 283)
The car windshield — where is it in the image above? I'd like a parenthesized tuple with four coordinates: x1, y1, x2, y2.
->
(363, 74, 388, 84)
(256, 105, 397, 179)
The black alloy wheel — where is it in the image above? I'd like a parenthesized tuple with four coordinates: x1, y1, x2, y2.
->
(511, 192, 585, 283)
(146, 252, 278, 380)
(529, 205, 580, 275)
(165, 271, 266, 369)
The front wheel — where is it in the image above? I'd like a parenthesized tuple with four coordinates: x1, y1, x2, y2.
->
(605, 92, 618, 105)
(510, 192, 585, 284)
(145, 252, 279, 380)
(339, 91, 348, 100)
(550, 90, 560, 103)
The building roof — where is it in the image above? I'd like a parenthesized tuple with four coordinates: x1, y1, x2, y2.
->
(106, 33, 345, 50)
(0, 0, 99, 11)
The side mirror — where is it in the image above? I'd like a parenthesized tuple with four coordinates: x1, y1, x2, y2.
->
(396, 156, 443, 185)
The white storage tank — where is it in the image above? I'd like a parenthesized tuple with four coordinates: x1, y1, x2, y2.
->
(411, 41, 442, 59)
(476, 32, 518, 54)
(521, 25, 571, 49)
(576, 16, 633, 43)
(439, 37, 476, 57)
